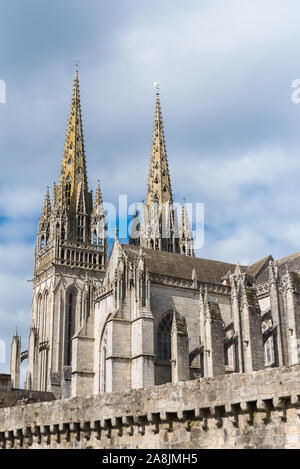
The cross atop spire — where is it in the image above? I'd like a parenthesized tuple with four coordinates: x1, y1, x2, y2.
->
(74, 58, 80, 70)
(146, 86, 173, 208)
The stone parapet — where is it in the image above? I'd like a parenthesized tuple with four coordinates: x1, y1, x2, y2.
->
(0, 365, 299, 449)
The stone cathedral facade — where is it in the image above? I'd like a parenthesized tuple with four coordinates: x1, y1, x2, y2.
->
(10, 72, 300, 400)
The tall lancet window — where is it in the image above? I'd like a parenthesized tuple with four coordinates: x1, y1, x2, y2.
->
(264, 335, 277, 367)
(93, 230, 98, 245)
(77, 215, 84, 242)
(157, 313, 172, 361)
(66, 289, 77, 366)
(66, 181, 71, 205)
(37, 294, 43, 330)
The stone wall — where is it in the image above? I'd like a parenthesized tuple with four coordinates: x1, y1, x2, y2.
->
(0, 365, 300, 449)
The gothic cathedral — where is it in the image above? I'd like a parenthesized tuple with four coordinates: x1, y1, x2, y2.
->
(10, 72, 300, 398)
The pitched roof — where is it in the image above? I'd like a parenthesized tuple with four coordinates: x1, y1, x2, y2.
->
(121, 244, 243, 285)
(255, 252, 300, 284)
(246, 255, 273, 280)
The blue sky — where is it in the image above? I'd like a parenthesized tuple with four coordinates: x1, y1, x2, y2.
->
(1, 0, 300, 378)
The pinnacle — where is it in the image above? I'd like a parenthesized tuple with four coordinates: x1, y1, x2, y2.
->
(93, 180, 103, 210)
(41, 186, 51, 220)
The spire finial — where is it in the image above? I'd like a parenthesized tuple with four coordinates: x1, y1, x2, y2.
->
(153, 81, 160, 94)
(74, 58, 80, 77)
(115, 227, 118, 240)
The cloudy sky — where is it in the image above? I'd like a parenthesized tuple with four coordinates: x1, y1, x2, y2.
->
(1, 0, 300, 376)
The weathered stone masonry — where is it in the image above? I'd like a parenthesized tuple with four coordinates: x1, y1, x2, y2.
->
(1, 365, 300, 449)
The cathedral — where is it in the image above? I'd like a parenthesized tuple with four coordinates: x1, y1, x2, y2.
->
(10, 71, 300, 399)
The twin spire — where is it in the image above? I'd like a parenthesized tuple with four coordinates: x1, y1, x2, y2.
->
(146, 91, 173, 208)
(38, 71, 193, 256)
(58, 69, 89, 211)
(139, 87, 194, 255)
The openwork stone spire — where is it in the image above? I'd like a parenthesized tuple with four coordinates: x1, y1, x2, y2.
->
(57, 70, 89, 212)
(146, 90, 173, 207)
(140, 88, 179, 253)
(34, 71, 107, 258)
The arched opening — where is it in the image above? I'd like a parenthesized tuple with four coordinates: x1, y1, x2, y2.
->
(157, 313, 172, 361)
(93, 230, 98, 245)
(42, 291, 48, 341)
(37, 294, 43, 329)
(65, 289, 77, 366)
(189, 347, 202, 379)
(99, 326, 108, 394)
(100, 341, 107, 394)
(46, 226, 50, 245)
(262, 318, 279, 368)
(77, 215, 84, 242)
(264, 334, 278, 368)
(224, 340, 239, 373)
(38, 291, 49, 392)
(65, 182, 71, 206)
(155, 312, 172, 385)
(40, 235, 45, 249)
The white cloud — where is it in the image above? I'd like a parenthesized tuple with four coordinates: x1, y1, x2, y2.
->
(198, 226, 272, 266)
(0, 244, 34, 276)
(0, 187, 42, 218)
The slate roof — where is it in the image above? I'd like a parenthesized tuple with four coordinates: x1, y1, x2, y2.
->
(119, 244, 300, 288)
(256, 252, 300, 285)
(246, 255, 273, 280)
(121, 244, 244, 285)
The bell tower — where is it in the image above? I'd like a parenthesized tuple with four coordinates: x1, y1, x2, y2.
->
(23, 70, 107, 396)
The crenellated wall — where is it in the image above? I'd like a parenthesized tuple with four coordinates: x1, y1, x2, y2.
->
(0, 365, 300, 449)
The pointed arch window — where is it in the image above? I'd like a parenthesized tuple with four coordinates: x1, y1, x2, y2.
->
(264, 335, 276, 366)
(66, 289, 77, 366)
(40, 235, 45, 249)
(46, 226, 50, 245)
(157, 313, 172, 361)
(61, 224, 65, 241)
(100, 331, 107, 394)
(37, 294, 43, 329)
(77, 215, 84, 242)
(93, 230, 98, 245)
(65, 182, 71, 205)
